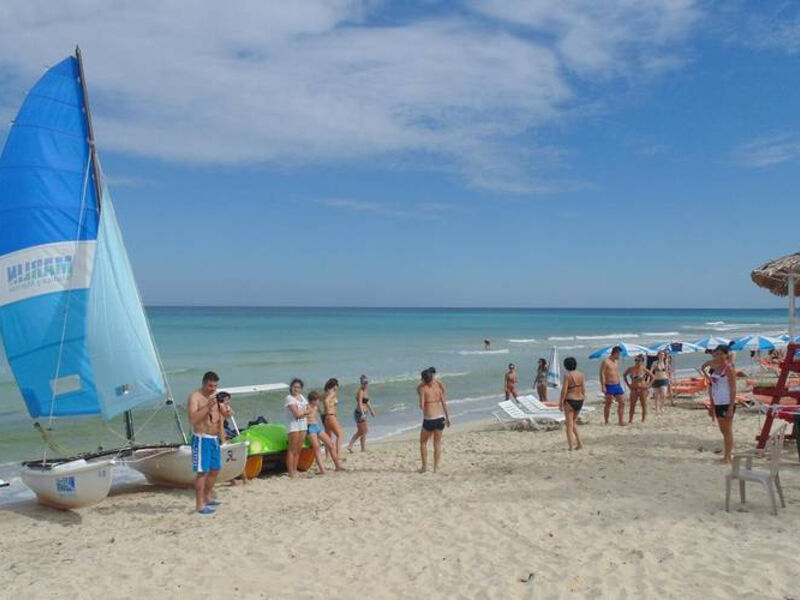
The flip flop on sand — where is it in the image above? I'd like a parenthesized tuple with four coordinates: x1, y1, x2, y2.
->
(196, 506, 216, 515)
(207, 498, 222, 506)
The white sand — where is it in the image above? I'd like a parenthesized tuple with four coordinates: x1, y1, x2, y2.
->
(1, 406, 798, 599)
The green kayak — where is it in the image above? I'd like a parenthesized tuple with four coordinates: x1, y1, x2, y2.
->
(231, 423, 312, 476)
(232, 423, 289, 456)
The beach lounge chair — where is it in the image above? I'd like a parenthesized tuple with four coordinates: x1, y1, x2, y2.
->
(518, 395, 596, 417)
(725, 424, 787, 515)
(492, 400, 564, 430)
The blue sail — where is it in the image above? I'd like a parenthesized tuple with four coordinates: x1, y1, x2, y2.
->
(0, 55, 166, 421)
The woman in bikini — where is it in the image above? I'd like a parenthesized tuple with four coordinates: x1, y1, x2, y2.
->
(347, 374, 376, 453)
(322, 378, 344, 459)
(306, 391, 344, 474)
(651, 350, 670, 414)
(624, 354, 653, 423)
(559, 356, 585, 450)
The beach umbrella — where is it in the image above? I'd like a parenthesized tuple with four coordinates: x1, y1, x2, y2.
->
(546, 346, 560, 388)
(649, 341, 702, 355)
(729, 335, 785, 352)
(751, 252, 800, 337)
(588, 342, 651, 359)
(693, 335, 731, 350)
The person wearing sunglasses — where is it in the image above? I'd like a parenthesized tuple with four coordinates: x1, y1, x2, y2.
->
(623, 354, 653, 423)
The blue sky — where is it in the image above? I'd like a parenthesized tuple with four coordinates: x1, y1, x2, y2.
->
(0, 1, 799, 308)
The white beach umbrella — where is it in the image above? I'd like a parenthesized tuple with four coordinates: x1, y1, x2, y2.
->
(648, 341, 702, 355)
(546, 346, 560, 388)
(588, 342, 651, 359)
(730, 335, 786, 351)
(693, 335, 731, 350)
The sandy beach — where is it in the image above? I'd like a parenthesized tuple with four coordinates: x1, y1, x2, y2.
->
(1, 404, 798, 600)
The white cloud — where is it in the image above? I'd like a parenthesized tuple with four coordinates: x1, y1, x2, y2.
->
(721, 1, 800, 55)
(0, 1, 701, 192)
(469, 0, 701, 77)
(733, 133, 800, 167)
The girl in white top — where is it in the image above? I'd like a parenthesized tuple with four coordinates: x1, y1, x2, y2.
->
(284, 378, 309, 477)
(701, 345, 738, 464)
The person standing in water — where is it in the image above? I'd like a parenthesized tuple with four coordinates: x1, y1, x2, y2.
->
(600, 347, 626, 426)
(559, 357, 585, 451)
(484, 339, 491, 350)
(322, 378, 344, 459)
(534, 358, 548, 402)
(418, 368, 450, 473)
(701, 345, 738, 464)
(504, 363, 519, 401)
(347, 374, 376, 453)
(624, 354, 653, 423)
(187, 371, 224, 514)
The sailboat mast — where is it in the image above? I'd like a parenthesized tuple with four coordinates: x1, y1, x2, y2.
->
(75, 46, 136, 442)
(75, 46, 102, 212)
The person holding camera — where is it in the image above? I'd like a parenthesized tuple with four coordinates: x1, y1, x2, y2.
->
(187, 371, 225, 514)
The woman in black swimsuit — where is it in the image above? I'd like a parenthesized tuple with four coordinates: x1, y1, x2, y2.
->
(559, 356, 585, 451)
(347, 374, 376, 453)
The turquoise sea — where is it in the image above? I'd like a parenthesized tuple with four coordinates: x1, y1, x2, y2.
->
(0, 307, 791, 502)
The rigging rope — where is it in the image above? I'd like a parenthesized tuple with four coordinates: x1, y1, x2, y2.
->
(42, 150, 93, 465)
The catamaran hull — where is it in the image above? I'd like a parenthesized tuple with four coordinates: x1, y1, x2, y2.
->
(21, 459, 114, 510)
(127, 442, 247, 487)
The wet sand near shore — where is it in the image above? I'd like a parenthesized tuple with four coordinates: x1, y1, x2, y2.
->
(1, 405, 798, 599)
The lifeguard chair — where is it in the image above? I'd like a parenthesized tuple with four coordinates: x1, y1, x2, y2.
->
(752, 342, 800, 450)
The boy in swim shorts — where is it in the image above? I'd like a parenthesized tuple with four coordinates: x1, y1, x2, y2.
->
(600, 347, 626, 426)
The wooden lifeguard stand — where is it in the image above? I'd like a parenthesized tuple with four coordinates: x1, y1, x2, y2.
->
(752, 342, 800, 449)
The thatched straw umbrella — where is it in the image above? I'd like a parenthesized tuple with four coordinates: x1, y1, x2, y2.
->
(751, 252, 800, 336)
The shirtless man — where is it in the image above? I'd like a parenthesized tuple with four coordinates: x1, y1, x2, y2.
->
(187, 371, 225, 514)
(484, 339, 491, 350)
(504, 363, 519, 401)
(417, 366, 447, 400)
(418, 368, 450, 473)
(600, 347, 626, 426)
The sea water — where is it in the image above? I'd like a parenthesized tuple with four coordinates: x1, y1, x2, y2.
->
(0, 307, 790, 503)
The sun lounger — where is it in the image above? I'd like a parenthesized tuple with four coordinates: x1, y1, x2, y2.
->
(518, 394, 596, 415)
(492, 400, 564, 430)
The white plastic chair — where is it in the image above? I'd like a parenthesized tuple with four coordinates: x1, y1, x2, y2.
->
(725, 423, 787, 515)
(492, 400, 564, 430)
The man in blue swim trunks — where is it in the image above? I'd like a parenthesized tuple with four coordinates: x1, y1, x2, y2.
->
(600, 347, 627, 426)
(188, 371, 224, 514)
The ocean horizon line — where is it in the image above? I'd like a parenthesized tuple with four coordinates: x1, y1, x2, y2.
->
(143, 304, 789, 312)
